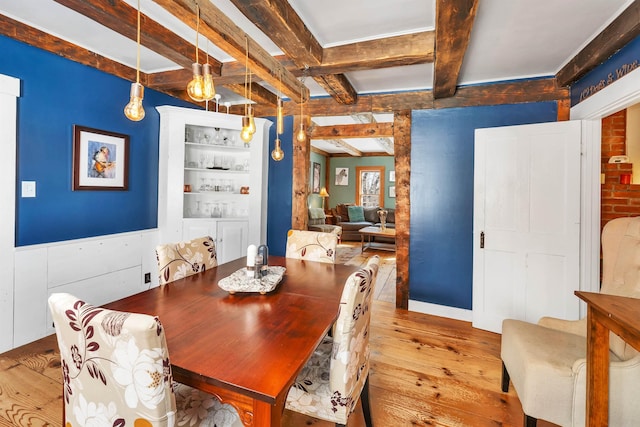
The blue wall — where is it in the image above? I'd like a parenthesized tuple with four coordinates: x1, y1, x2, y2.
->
(2, 35, 194, 246)
(410, 102, 558, 309)
(266, 116, 293, 256)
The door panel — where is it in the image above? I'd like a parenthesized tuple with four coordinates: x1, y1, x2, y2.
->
(473, 121, 581, 333)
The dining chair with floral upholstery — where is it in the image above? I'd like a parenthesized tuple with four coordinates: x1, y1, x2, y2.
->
(285, 229, 338, 264)
(48, 292, 243, 427)
(156, 235, 217, 285)
(285, 255, 380, 426)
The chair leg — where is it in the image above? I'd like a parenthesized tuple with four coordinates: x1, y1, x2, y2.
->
(361, 374, 373, 427)
(524, 414, 537, 427)
(501, 361, 510, 392)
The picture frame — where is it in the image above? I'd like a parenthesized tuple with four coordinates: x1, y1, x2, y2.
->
(335, 167, 349, 186)
(389, 186, 396, 198)
(312, 162, 321, 193)
(389, 171, 395, 182)
(73, 125, 129, 191)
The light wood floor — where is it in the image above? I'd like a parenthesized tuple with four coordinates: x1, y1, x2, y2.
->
(0, 244, 556, 427)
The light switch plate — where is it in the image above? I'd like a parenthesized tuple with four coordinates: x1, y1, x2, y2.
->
(22, 181, 36, 198)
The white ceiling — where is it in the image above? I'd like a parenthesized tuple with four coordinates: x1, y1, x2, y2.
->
(0, 0, 634, 154)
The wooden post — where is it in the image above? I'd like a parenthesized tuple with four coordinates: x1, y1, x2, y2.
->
(291, 114, 311, 231)
(394, 110, 411, 309)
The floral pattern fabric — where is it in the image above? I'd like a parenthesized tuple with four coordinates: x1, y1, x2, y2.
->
(156, 236, 217, 285)
(285, 229, 338, 264)
(48, 292, 243, 427)
(285, 256, 380, 424)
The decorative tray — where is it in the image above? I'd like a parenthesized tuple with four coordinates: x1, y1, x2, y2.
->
(217, 266, 286, 294)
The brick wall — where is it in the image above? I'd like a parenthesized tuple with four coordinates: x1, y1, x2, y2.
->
(601, 109, 640, 227)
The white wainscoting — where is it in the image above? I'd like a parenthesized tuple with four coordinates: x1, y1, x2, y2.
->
(11, 230, 160, 349)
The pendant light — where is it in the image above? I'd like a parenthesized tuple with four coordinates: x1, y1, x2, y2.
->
(271, 138, 284, 161)
(240, 36, 253, 143)
(186, 4, 210, 102)
(124, 0, 145, 121)
(202, 45, 215, 101)
(271, 67, 285, 161)
(296, 77, 306, 142)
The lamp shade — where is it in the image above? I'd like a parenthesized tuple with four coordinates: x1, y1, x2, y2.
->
(319, 187, 329, 197)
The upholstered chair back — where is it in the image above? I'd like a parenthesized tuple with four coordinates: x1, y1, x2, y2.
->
(285, 256, 379, 425)
(156, 235, 217, 285)
(49, 292, 177, 426)
(330, 255, 380, 414)
(599, 216, 640, 360)
(285, 229, 338, 264)
(49, 293, 243, 427)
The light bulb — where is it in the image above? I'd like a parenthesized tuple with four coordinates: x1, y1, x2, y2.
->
(296, 123, 305, 142)
(271, 138, 284, 161)
(276, 98, 284, 135)
(247, 105, 257, 134)
(124, 82, 145, 121)
(202, 63, 215, 101)
(240, 116, 253, 143)
(187, 63, 205, 102)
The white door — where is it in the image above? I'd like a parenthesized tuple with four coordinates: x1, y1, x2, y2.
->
(473, 121, 582, 333)
(217, 221, 248, 264)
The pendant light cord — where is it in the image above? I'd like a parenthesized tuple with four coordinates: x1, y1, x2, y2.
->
(195, 4, 200, 63)
(135, 0, 141, 84)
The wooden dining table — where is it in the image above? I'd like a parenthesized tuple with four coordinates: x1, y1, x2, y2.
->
(105, 255, 359, 427)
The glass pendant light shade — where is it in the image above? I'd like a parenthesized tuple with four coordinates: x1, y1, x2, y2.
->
(276, 98, 284, 135)
(241, 115, 253, 143)
(202, 63, 215, 101)
(187, 63, 205, 102)
(247, 105, 257, 134)
(296, 122, 306, 142)
(124, 82, 145, 121)
(271, 138, 284, 161)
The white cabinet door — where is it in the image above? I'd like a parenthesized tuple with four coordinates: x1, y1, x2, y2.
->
(182, 219, 216, 243)
(217, 221, 248, 264)
(473, 121, 582, 333)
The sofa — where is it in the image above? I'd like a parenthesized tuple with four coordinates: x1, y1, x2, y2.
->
(307, 207, 342, 241)
(332, 203, 395, 241)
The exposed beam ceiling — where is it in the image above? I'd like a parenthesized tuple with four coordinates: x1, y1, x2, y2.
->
(433, 0, 478, 98)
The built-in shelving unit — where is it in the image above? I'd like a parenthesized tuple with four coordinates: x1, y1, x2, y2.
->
(157, 106, 271, 263)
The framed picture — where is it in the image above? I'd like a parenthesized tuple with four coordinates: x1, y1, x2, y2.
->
(312, 162, 321, 193)
(73, 125, 129, 191)
(389, 171, 395, 182)
(335, 167, 349, 186)
(389, 186, 396, 198)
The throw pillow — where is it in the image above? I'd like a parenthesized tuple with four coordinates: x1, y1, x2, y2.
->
(347, 205, 365, 222)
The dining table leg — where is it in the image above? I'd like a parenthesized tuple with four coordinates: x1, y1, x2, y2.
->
(586, 305, 610, 426)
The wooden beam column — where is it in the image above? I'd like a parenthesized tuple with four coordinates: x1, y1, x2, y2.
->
(291, 115, 311, 231)
(394, 110, 411, 309)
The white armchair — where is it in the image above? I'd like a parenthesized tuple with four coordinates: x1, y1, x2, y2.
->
(501, 216, 640, 426)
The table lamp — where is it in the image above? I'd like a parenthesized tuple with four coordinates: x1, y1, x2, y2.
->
(319, 187, 329, 211)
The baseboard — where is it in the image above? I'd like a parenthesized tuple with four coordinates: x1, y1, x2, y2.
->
(408, 299, 473, 322)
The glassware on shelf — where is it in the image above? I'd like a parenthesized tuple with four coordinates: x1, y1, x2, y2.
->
(199, 177, 206, 192)
(195, 201, 202, 217)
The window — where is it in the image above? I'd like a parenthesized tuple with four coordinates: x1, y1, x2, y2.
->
(356, 166, 384, 207)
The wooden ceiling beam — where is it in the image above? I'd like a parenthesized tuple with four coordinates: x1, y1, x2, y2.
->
(319, 32, 434, 73)
(53, 0, 221, 73)
(152, 0, 307, 103)
(433, 0, 478, 99)
(350, 113, 394, 155)
(556, 0, 640, 87)
(229, 0, 358, 105)
(254, 77, 568, 117)
(310, 123, 394, 139)
(223, 83, 278, 106)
